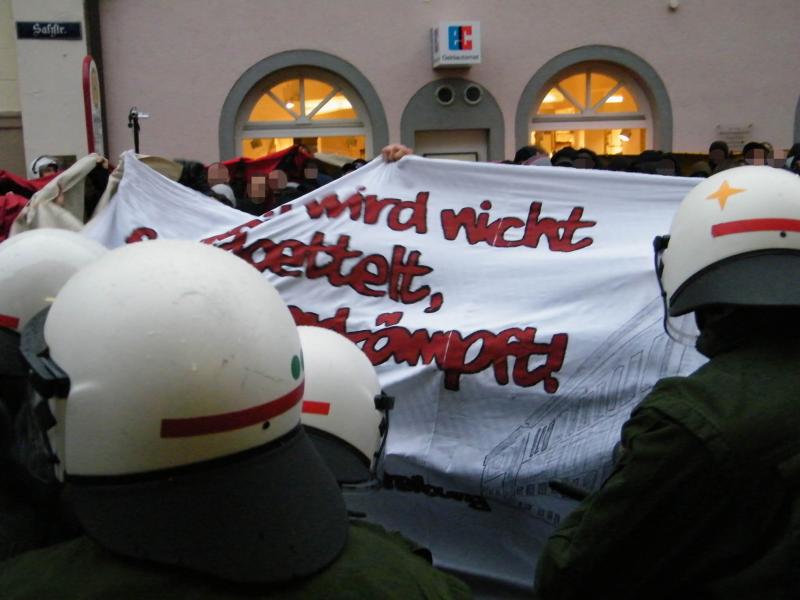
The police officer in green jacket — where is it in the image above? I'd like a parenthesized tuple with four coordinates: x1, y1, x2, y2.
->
(0, 240, 470, 599)
(535, 166, 800, 599)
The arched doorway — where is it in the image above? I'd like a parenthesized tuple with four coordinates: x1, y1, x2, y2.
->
(531, 63, 651, 156)
(401, 78, 505, 162)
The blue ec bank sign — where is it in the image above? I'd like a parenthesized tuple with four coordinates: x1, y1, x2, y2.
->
(432, 21, 481, 68)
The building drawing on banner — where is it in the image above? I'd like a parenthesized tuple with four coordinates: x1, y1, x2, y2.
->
(480, 296, 704, 525)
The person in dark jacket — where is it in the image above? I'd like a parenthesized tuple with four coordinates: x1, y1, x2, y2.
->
(535, 165, 800, 599)
(742, 141, 771, 166)
(708, 140, 731, 172)
(514, 144, 551, 166)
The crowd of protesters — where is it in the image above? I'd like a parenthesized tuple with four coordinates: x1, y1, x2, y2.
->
(197, 138, 800, 214)
(510, 139, 800, 177)
(3, 138, 799, 231)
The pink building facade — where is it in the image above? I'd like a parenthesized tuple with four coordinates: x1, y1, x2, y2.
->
(7, 0, 800, 168)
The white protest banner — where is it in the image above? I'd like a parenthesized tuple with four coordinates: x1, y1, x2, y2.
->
(84, 151, 705, 588)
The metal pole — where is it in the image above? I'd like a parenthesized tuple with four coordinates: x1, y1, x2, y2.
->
(134, 119, 140, 153)
(128, 107, 142, 153)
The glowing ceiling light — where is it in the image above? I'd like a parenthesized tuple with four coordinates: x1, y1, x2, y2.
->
(308, 96, 353, 115)
(285, 101, 295, 109)
(543, 91, 562, 103)
(606, 95, 624, 103)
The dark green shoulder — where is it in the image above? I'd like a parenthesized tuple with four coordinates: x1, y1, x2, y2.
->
(0, 528, 472, 600)
(292, 522, 472, 599)
(0, 537, 213, 599)
(633, 350, 800, 471)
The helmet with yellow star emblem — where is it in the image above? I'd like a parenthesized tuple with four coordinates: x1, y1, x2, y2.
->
(656, 165, 800, 320)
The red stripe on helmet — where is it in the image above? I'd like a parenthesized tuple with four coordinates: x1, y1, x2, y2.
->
(712, 218, 800, 238)
(0, 314, 20, 330)
(160, 382, 304, 438)
(302, 400, 331, 415)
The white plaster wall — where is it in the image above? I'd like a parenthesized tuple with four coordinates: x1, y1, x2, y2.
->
(12, 0, 88, 171)
(98, 0, 800, 162)
(0, 0, 20, 112)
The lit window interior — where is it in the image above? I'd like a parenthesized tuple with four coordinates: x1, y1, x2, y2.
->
(244, 74, 365, 160)
(249, 78, 356, 122)
(534, 68, 645, 155)
(531, 128, 645, 156)
(242, 136, 365, 160)
(537, 71, 639, 116)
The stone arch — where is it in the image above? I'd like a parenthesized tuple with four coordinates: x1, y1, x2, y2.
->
(219, 50, 388, 159)
(515, 45, 673, 151)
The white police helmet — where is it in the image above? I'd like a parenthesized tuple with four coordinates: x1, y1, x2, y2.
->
(0, 229, 106, 483)
(655, 166, 800, 341)
(298, 326, 393, 485)
(0, 229, 107, 333)
(29, 156, 58, 178)
(23, 240, 347, 583)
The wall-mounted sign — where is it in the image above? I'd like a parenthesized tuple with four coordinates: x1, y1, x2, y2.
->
(715, 123, 752, 152)
(16, 22, 82, 40)
(431, 21, 481, 69)
(83, 56, 106, 156)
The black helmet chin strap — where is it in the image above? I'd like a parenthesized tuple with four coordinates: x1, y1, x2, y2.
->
(372, 391, 394, 481)
(19, 308, 70, 401)
(653, 235, 672, 339)
(18, 308, 66, 467)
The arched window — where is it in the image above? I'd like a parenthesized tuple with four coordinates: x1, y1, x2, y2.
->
(530, 64, 652, 156)
(236, 67, 370, 160)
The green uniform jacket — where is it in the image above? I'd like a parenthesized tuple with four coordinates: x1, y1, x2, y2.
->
(535, 339, 800, 599)
(0, 489, 48, 561)
(0, 521, 472, 599)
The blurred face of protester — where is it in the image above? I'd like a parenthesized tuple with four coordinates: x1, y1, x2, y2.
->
(745, 148, 767, 166)
(304, 165, 318, 180)
(709, 148, 726, 166)
(656, 158, 677, 176)
(208, 163, 229, 186)
(268, 169, 287, 191)
(247, 176, 267, 203)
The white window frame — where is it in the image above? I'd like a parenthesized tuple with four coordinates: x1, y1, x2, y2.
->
(530, 63, 652, 150)
(235, 66, 372, 157)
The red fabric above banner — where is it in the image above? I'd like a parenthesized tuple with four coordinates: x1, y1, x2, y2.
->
(0, 170, 56, 198)
(0, 192, 29, 242)
(219, 145, 313, 180)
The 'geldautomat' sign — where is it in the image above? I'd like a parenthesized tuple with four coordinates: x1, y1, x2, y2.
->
(16, 22, 82, 40)
(431, 21, 481, 68)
